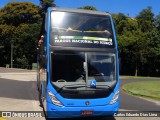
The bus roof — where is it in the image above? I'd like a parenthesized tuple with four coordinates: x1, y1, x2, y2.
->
(49, 7, 111, 16)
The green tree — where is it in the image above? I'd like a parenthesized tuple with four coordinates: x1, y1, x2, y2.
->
(15, 23, 41, 66)
(79, 6, 97, 11)
(0, 2, 41, 26)
(113, 13, 148, 76)
(40, 0, 56, 13)
(112, 7, 160, 77)
(112, 13, 128, 35)
(136, 6, 155, 32)
(0, 2, 41, 68)
(155, 14, 160, 30)
(0, 25, 16, 66)
(135, 7, 160, 76)
(145, 27, 160, 76)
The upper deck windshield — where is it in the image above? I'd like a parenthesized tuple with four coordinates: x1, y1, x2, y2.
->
(50, 11, 115, 48)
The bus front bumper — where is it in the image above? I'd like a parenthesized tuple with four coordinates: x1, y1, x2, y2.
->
(46, 102, 119, 118)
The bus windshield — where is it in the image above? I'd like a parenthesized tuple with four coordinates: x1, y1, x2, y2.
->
(50, 11, 114, 48)
(51, 11, 113, 37)
(51, 52, 116, 89)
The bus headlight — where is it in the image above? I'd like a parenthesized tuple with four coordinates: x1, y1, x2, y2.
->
(109, 90, 119, 104)
(48, 90, 64, 107)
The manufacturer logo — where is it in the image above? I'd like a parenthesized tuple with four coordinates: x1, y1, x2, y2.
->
(85, 101, 89, 106)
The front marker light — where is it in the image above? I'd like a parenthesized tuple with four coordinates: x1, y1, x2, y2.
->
(109, 90, 119, 104)
(48, 90, 64, 107)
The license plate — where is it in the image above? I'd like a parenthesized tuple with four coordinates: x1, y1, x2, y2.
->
(81, 110, 93, 115)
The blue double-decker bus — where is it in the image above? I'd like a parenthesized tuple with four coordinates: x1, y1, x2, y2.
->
(37, 7, 120, 118)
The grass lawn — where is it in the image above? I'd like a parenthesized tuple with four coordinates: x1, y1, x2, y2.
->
(120, 75, 160, 79)
(122, 81, 160, 101)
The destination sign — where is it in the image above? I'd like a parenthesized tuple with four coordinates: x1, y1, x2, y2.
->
(50, 35, 115, 48)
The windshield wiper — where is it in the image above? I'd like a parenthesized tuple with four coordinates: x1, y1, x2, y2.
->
(93, 73, 104, 76)
(83, 30, 111, 34)
(96, 84, 114, 92)
(57, 83, 114, 93)
(52, 27, 82, 32)
(57, 84, 86, 93)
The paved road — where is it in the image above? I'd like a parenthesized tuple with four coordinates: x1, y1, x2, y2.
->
(120, 78, 160, 111)
(0, 68, 160, 120)
(0, 67, 36, 73)
(0, 68, 44, 120)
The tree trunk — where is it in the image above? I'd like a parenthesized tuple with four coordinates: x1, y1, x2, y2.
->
(135, 63, 138, 76)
